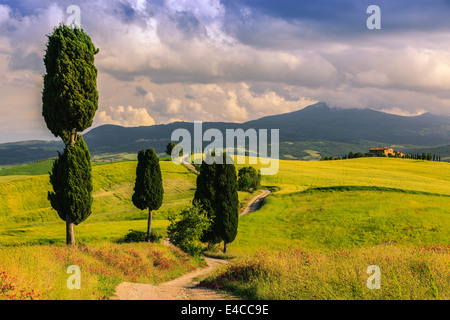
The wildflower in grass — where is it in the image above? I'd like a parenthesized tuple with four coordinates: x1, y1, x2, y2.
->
(0, 271, 41, 300)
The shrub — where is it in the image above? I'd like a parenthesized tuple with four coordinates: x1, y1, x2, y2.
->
(118, 229, 165, 244)
(237, 166, 261, 191)
(167, 204, 211, 257)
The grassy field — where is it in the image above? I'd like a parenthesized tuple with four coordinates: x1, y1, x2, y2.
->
(202, 158, 450, 299)
(0, 159, 54, 177)
(230, 188, 450, 255)
(258, 157, 450, 195)
(0, 160, 197, 245)
(0, 156, 449, 300)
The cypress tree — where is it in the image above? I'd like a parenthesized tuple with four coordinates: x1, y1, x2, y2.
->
(214, 154, 239, 254)
(48, 135, 93, 245)
(193, 154, 220, 245)
(132, 149, 164, 242)
(165, 142, 176, 156)
(42, 24, 98, 245)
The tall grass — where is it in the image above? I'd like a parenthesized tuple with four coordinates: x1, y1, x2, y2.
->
(199, 245, 450, 300)
(0, 242, 205, 300)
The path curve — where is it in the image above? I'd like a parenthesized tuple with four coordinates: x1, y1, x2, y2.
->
(113, 256, 231, 300)
(240, 189, 271, 217)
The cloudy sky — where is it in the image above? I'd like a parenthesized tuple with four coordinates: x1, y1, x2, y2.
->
(1, 0, 450, 143)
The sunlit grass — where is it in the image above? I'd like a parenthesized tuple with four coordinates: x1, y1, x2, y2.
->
(199, 245, 449, 300)
(0, 161, 196, 244)
(0, 242, 204, 300)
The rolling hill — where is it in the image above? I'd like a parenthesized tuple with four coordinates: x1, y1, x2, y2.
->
(1, 102, 449, 165)
(1, 156, 449, 300)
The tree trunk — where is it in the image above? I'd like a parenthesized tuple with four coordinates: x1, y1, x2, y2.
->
(70, 131, 77, 146)
(223, 241, 228, 254)
(66, 214, 75, 245)
(146, 208, 153, 243)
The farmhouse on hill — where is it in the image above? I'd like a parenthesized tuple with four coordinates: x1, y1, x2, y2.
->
(369, 147, 404, 157)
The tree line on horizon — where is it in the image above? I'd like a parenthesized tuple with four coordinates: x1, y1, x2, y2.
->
(322, 151, 442, 162)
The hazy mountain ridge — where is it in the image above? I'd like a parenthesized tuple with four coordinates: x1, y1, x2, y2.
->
(1, 102, 449, 165)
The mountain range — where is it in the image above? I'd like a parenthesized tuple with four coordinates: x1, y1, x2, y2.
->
(1, 102, 449, 166)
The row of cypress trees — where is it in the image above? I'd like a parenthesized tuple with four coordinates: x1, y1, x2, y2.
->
(194, 153, 239, 254)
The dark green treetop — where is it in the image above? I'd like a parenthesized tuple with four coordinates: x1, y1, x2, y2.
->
(42, 24, 99, 145)
(132, 149, 164, 212)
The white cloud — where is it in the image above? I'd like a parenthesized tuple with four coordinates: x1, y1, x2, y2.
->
(2, 0, 450, 143)
(0, 4, 10, 24)
(96, 106, 156, 127)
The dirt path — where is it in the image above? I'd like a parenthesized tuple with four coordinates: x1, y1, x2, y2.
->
(240, 189, 271, 217)
(113, 256, 231, 300)
(181, 154, 199, 174)
(113, 157, 271, 300)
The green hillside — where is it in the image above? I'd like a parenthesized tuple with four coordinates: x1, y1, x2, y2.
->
(222, 157, 450, 254)
(259, 157, 450, 195)
(1, 156, 449, 300)
(0, 159, 54, 176)
(200, 158, 450, 300)
(0, 160, 197, 245)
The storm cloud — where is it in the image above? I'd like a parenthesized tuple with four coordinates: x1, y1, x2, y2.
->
(1, 0, 450, 143)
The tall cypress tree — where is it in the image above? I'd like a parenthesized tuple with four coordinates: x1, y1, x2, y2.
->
(193, 154, 220, 245)
(214, 154, 239, 254)
(132, 149, 164, 242)
(48, 135, 93, 245)
(42, 24, 98, 245)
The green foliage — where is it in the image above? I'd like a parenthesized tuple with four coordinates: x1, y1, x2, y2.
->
(165, 142, 183, 158)
(48, 135, 93, 225)
(193, 153, 239, 251)
(132, 149, 164, 211)
(42, 24, 99, 145)
(117, 228, 165, 243)
(237, 166, 261, 191)
(0, 160, 195, 245)
(215, 154, 239, 250)
(194, 155, 220, 244)
(167, 204, 211, 256)
(165, 142, 176, 156)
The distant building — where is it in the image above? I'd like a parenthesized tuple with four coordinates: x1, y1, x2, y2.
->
(369, 147, 404, 157)
(393, 150, 405, 158)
